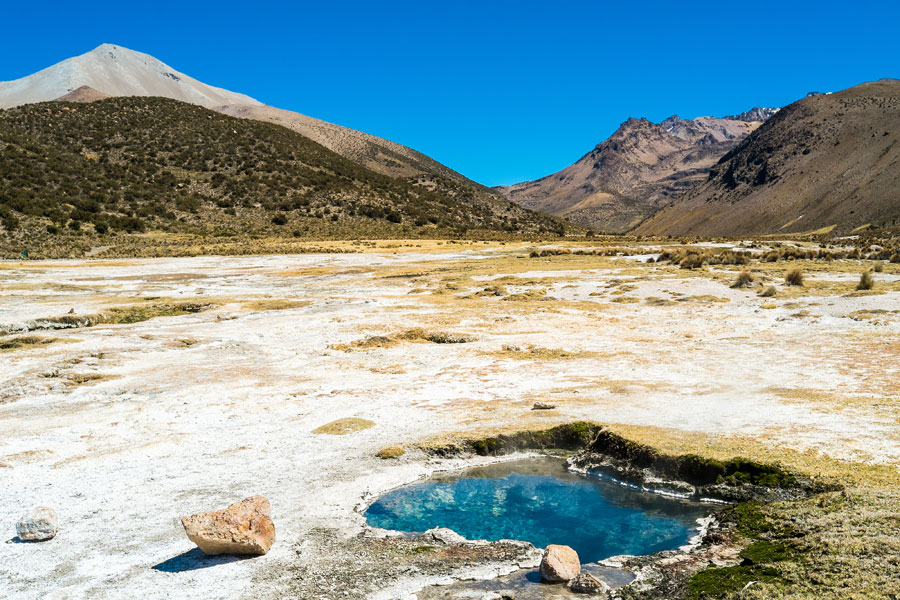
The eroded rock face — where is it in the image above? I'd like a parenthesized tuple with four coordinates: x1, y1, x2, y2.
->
(568, 572, 611, 595)
(540, 544, 581, 582)
(16, 506, 58, 541)
(181, 495, 274, 555)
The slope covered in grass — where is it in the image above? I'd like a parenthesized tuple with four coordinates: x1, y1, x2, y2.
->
(0, 97, 575, 256)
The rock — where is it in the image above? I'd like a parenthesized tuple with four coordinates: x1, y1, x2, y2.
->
(421, 527, 466, 545)
(568, 572, 611, 594)
(16, 506, 58, 541)
(539, 544, 580, 582)
(532, 401, 556, 410)
(181, 495, 275, 555)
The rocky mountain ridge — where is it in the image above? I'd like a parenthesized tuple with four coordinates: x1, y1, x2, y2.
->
(634, 79, 900, 236)
(499, 110, 775, 232)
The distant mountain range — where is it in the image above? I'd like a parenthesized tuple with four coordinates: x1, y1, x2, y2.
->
(498, 109, 777, 233)
(635, 79, 900, 236)
(1, 44, 898, 243)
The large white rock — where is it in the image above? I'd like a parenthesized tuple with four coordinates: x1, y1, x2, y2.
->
(16, 507, 58, 541)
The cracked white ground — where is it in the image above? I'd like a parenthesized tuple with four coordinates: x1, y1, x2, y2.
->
(1, 245, 898, 599)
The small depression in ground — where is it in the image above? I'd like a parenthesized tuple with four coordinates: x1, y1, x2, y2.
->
(365, 457, 711, 563)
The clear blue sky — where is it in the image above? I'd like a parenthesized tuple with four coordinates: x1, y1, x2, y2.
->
(2, 1, 898, 186)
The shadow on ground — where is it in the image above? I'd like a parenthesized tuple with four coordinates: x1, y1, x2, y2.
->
(6, 536, 47, 544)
(152, 547, 253, 572)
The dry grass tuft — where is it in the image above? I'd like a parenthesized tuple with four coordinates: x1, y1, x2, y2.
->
(489, 344, 597, 360)
(785, 268, 804, 286)
(242, 299, 312, 311)
(732, 270, 756, 288)
(375, 445, 405, 459)
(332, 328, 474, 351)
(65, 373, 117, 386)
(0, 336, 58, 352)
(312, 418, 375, 435)
(856, 271, 875, 291)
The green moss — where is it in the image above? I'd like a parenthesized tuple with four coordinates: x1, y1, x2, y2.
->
(688, 564, 784, 598)
(687, 502, 801, 598)
(587, 431, 799, 489)
(434, 422, 604, 457)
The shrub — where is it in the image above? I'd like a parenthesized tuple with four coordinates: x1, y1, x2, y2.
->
(890, 253, 900, 264)
(759, 285, 777, 297)
(732, 270, 755, 288)
(857, 271, 874, 291)
(785, 269, 804, 286)
(873, 262, 884, 273)
(376, 445, 405, 459)
(271, 214, 288, 226)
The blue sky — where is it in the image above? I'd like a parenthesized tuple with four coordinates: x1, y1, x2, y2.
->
(2, 1, 898, 186)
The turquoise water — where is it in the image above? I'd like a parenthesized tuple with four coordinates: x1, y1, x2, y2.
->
(365, 457, 710, 563)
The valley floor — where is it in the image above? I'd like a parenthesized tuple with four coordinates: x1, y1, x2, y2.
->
(1, 242, 899, 599)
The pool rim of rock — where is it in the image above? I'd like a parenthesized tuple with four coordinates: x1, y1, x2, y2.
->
(354, 422, 837, 598)
(360, 454, 718, 564)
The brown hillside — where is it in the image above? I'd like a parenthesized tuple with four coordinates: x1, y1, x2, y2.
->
(54, 85, 110, 103)
(634, 80, 900, 236)
(499, 112, 772, 233)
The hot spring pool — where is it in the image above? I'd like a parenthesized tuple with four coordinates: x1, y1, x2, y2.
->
(365, 457, 711, 563)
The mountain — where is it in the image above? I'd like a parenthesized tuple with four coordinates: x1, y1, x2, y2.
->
(55, 85, 110, 103)
(213, 103, 478, 185)
(634, 80, 900, 236)
(0, 97, 574, 255)
(0, 44, 259, 108)
(0, 44, 486, 190)
(498, 110, 776, 232)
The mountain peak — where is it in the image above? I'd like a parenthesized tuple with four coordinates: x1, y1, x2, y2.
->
(725, 106, 779, 122)
(0, 44, 260, 109)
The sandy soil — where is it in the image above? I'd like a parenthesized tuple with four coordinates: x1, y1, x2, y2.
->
(1, 246, 899, 599)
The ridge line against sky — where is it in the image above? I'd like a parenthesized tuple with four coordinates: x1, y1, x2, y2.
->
(2, 0, 899, 186)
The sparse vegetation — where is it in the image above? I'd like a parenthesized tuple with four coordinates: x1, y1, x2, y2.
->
(732, 270, 755, 288)
(785, 269, 804, 286)
(375, 445, 405, 459)
(396, 329, 475, 344)
(491, 345, 596, 360)
(242, 299, 311, 311)
(0, 98, 575, 258)
(332, 328, 474, 351)
(312, 418, 376, 435)
(0, 335, 58, 351)
(856, 271, 875, 290)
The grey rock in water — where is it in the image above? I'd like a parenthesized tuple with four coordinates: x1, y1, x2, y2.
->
(421, 527, 466, 545)
(16, 507, 58, 541)
(568, 572, 611, 595)
(540, 544, 581, 582)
